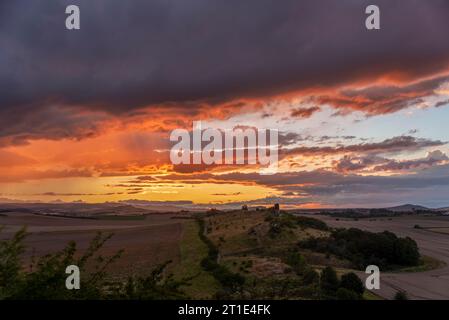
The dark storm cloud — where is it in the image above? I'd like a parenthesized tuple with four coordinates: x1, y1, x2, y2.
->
(2, 0, 449, 109)
(0, 104, 110, 146)
(435, 99, 449, 108)
(333, 150, 449, 173)
(316, 75, 449, 115)
(282, 136, 446, 157)
(333, 154, 387, 173)
(1, 0, 449, 144)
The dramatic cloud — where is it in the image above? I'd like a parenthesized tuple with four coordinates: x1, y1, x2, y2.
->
(315, 75, 449, 115)
(282, 136, 445, 157)
(0, 105, 112, 146)
(1, 1, 449, 145)
(333, 151, 449, 173)
(1, 1, 449, 208)
(333, 154, 386, 173)
(373, 150, 449, 172)
(290, 106, 321, 118)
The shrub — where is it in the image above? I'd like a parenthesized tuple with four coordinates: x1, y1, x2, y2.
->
(340, 272, 364, 296)
(336, 287, 360, 300)
(0, 227, 184, 300)
(302, 268, 319, 286)
(295, 216, 329, 231)
(284, 251, 307, 275)
(394, 291, 408, 300)
(320, 266, 339, 297)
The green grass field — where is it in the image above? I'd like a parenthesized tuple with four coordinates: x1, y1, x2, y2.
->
(394, 255, 446, 273)
(172, 221, 220, 299)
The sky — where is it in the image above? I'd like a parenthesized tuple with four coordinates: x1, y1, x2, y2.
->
(1, 0, 449, 208)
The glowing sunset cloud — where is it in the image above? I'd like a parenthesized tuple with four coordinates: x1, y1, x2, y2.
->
(1, 1, 449, 208)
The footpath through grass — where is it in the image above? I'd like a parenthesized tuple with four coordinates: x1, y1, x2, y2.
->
(172, 220, 220, 299)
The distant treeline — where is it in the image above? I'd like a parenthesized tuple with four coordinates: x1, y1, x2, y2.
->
(318, 208, 437, 219)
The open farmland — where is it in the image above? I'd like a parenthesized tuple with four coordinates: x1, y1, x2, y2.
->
(305, 214, 449, 300)
(0, 211, 184, 277)
(2, 205, 449, 300)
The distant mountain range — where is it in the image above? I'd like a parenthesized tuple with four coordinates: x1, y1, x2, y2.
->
(385, 204, 431, 212)
(1, 199, 449, 214)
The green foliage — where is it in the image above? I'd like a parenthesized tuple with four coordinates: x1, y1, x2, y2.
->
(116, 261, 185, 300)
(394, 291, 408, 300)
(196, 219, 244, 295)
(320, 266, 339, 297)
(320, 269, 365, 300)
(267, 214, 329, 238)
(284, 250, 307, 275)
(294, 216, 329, 231)
(0, 227, 27, 299)
(239, 276, 319, 300)
(340, 272, 364, 296)
(336, 287, 360, 300)
(302, 268, 320, 286)
(300, 227, 420, 270)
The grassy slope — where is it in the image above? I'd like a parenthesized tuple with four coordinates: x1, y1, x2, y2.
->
(363, 291, 384, 300)
(97, 215, 147, 220)
(393, 255, 446, 273)
(172, 220, 220, 299)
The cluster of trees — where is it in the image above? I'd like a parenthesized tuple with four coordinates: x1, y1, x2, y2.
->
(266, 214, 329, 238)
(279, 249, 364, 300)
(300, 228, 420, 270)
(320, 208, 437, 219)
(320, 266, 365, 300)
(294, 216, 329, 230)
(0, 227, 184, 300)
(234, 262, 361, 300)
(196, 219, 245, 296)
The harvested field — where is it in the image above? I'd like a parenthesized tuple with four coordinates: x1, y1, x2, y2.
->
(302, 214, 449, 300)
(0, 212, 184, 278)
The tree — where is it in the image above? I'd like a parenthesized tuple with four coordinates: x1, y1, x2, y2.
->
(394, 291, 408, 300)
(340, 272, 364, 296)
(394, 237, 420, 266)
(0, 227, 27, 299)
(285, 251, 306, 275)
(302, 268, 319, 286)
(320, 266, 339, 297)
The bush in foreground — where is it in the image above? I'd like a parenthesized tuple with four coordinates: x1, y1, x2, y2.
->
(0, 227, 184, 300)
(340, 272, 364, 296)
